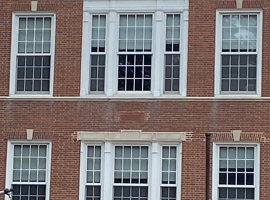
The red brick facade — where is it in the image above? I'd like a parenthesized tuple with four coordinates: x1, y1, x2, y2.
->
(0, 0, 270, 199)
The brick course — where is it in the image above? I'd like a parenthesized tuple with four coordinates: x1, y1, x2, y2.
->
(1, 0, 270, 199)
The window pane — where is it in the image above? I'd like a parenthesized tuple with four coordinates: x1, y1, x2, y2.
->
(16, 16, 53, 93)
(87, 146, 101, 184)
(218, 146, 256, 199)
(114, 186, 148, 199)
(118, 55, 151, 91)
(86, 186, 101, 200)
(90, 55, 105, 93)
(164, 55, 180, 93)
(119, 14, 152, 52)
(221, 55, 257, 92)
(114, 146, 148, 184)
(91, 15, 106, 52)
(222, 14, 257, 53)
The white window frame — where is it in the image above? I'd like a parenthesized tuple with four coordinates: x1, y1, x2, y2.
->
(5, 140, 52, 200)
(79, 140, 182, 200)
(212, 142, 260, 200)
(214, 10, 263, 98)
(10, 12, 56, 97)
(80, 0, 188, 98)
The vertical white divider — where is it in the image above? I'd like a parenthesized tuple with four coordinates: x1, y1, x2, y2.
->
(150, 142, 160, 199)
(153, 11, 164, 96)
(103, 141, 113, 200)
(106, 11, 117, 96)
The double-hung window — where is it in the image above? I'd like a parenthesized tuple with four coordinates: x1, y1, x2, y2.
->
(81, 0, 188, 97)
(215, 11, 262, 96)
(118, 14, 152, 92)
(212, 144, 260, 200)
(80, 140, 182, 200)
(90, 15, 106, 93)
(6, 142, 52, 200)
(114, 146, 149, 199)
(10, 14, 55, 96)
(164, 14, 181, 93)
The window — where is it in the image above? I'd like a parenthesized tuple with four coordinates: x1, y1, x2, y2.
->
(161, 146, 177, 200)
(164, 14, 181, 93)
(85, 145, 102, 199)
(215, 11, 262, 96)
(81, 0, 188, 97)
(6, 142, 52, 200)
(10, 14, 55, 96)
(212, 144, 260, 200)
(80, 142, 181, 200)
(118, 14, 152, 92)
(114, 146, 149, 199)
(90, 15, 106, 93)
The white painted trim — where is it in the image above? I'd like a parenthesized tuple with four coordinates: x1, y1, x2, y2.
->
(81, 0, 189, 97)
(80, 12, 91, 96)
(180, 10, 189, 97)
(31, 1, 38, 12)
(2, 95, 270, 100)
(77, 131, 187, 142)
(236, 0, 243, 9)
(212, 143, 260, 200)
(83, 0, 188, 12)
(214, 10, 263, 97)
(150, 142, 160, 199)
(9, 12, 56, 96)
(103, 142, 113, 200)
(79, 141, 182, 200)
(5, 140, 52, 200)
(79, 142, 86, 200)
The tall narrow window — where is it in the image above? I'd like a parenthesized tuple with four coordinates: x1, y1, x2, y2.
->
(161, 146, 177, 200)
(221, 14, 258, 93)
(164, 14, 181, 93)
(16, 16, 53, 93)
(11, 144, 50, 200)
(218, 146, 256, 200)
(90, 15, 106, 93)
(118, 14, 152, 92)
(86, 146, 102, 200)
(114, 146, 148, 199)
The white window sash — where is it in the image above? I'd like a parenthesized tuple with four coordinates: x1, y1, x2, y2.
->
(212, 143, 260, 200)
(80, 1, 189, 97)
(79, 142, 182, 200)
(214, 10, 262, 97)
(10, 13, 56, 96)
(5, 141, 52, 200)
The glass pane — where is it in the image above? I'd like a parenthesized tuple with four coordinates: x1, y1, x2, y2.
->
(44, 17, 51, 28)
(247, 147, 254, 159)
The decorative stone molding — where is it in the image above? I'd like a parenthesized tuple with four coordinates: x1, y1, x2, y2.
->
(236, 0, 243, 9)
(31, 1, 38, 11)
(232, 130, 241, 141)
(26, 129, 33, 140)
(212, 132, 264, 142)
(77, 130, 186, 142)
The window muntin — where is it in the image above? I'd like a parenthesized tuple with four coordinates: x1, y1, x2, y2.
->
(90, 15, 106, 93)
(161, 146, 177, 200)
(118, 14, 152, 92)
(220, 14, 258, 93)
(86, 146, 102, 200)
(81, 142, 181, 200)
(218, 146, 255, 200)
(12, 144, 48, 200)
(164, 14, 181, 93)
(114, 146, 148, 199)
(16, 16, 52, 93)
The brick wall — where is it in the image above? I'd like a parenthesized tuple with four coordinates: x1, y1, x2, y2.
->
(1, 0, 270, 199)
(0, 0, 82, 97)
